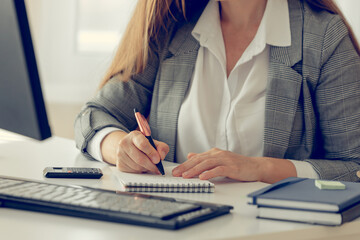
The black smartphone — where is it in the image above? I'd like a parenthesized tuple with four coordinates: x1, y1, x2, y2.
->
(43, 167, 103, 179)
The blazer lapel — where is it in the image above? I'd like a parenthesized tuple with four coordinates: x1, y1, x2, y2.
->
(263, 0, 304, 158)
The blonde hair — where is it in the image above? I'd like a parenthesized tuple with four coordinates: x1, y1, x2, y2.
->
(100, 0, 360, 88)
(100, 0, 186, 88)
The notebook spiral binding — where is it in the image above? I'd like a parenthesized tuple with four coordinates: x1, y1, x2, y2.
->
(126, 182, 215, 193)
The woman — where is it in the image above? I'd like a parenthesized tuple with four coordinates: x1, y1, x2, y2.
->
(75, 0, 360, 183)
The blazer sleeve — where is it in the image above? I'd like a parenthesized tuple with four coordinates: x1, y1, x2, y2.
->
(74, 50, 160, 159)
(304, 16, 360, 182)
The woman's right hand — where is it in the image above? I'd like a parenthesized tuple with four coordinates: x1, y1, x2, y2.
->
(100, 130, 169, 174)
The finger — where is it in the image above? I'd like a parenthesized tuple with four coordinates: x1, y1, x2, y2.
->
(117, 159, 141, 173)
(199, 166, 227, 180)
(172, 153, 207, 177)
(187, 152, 197, 159)
(132, 133, 161, 164)
(116, 148, 148, 173)
(116, 156, 139, 173)
(127, 142, 159, 173)
(119, 134, 158, 173)
(182, 157, 220, 179)
(123, 153, 149, 173)
(154, 140, 170, 160)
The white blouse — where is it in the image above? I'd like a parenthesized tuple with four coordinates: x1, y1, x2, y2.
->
(175, 0, 318, 178)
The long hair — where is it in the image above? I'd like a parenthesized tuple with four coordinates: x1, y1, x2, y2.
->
(100, 0, 186, 88)
(100, 0, 360, 88)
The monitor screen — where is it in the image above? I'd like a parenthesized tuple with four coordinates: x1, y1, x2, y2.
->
(0, 0, 51, 140)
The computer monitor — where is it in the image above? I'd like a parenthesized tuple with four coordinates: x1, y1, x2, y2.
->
(0, 0, 51, 140)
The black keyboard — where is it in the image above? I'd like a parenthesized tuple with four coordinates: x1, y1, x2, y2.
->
(0, 176, 233, 230)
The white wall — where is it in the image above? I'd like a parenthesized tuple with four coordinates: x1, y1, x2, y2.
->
(25, 0, 136, 105)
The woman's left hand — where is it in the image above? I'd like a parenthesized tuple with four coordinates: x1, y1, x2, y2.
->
(172, 148, 265, 182)
(172, 148, 297, 183)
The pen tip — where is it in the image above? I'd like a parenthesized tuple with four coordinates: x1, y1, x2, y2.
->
(157, 163, 165, 175)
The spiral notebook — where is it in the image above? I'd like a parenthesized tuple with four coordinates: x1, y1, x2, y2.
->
(114, 166, 215, 193)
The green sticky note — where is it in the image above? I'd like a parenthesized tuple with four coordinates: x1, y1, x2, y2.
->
(315, 180, 346, 190)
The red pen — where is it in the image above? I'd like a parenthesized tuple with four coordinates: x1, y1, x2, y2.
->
(134, 108, 165, 175)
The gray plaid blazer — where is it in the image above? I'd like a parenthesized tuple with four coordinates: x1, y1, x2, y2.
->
(75, 0, 360, 181)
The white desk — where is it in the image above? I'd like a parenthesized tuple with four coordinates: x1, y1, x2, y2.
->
(0, 130, 359, 240)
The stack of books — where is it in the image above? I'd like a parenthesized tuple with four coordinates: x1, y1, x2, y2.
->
(247, 177, 360, 226)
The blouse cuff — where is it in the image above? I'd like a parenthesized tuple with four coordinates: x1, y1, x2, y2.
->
(289, 159, 320, 179)
(87, 127, 123, 162)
